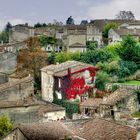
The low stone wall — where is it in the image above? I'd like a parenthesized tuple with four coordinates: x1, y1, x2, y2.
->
(106, 83, 140, 91)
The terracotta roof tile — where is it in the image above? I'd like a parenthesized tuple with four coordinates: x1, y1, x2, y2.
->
(75, 118, 137, 140)
(80, 98, 102, 108)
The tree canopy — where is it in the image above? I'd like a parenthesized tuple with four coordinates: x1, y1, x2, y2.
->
(116, 11, 135, 20)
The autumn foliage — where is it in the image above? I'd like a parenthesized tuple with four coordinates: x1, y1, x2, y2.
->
(17, 37, 48, 80)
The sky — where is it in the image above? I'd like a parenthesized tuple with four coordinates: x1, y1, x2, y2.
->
(0, 0, 140, 30)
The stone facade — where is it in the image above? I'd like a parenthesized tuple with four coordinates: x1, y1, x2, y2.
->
(2, 128, 27, 140)
(9, 24, 34, 42)
(0, 76, 34, 102)
(87, 24, 102, 45)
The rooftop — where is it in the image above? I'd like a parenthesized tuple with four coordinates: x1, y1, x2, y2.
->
(75, 118, 137, 140)
(101, 88, 135, 106)
(112, 28, 140, 36)
(41, 61, 97, 77)
(80, 98, 102, 108)
(18, 122, 76, 140)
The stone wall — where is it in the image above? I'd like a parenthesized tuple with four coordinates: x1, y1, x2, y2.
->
(0, 77, 34, 102)
(0, 52, 17, 73)
(2, 128, 27, 140)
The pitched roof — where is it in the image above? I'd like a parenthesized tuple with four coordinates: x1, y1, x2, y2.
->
(41, 61, 97, 77)
(113, 28, 140, 36)
(80, 98, 102, 108)
(18, 122, 75, 140)
(101, 88, 134, 106)
(75, 118, 137, 140)
(89, 19, 140, 32)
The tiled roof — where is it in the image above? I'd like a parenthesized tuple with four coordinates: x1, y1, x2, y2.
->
(80, 98, 102, 108)
(101, 88, 134, 106)
(75, 118, 137, 140)
(41, 61, 97, 77)
(89, 19, 140, 32)
(113, 28, 140, 36)
(18, 122, 75, 140)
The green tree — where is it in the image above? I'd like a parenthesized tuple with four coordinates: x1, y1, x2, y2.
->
(86, 41, 98, 51)
(96, 71, 110, 91)
(102, 22, 119, 38)
(0, 22, 12, 43)
(117, 36, 140, 67)
(0, 114, 14, 138)
(39, 35, 58, 51)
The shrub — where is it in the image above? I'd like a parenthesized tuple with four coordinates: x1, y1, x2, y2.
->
(53, 99, 79, 118)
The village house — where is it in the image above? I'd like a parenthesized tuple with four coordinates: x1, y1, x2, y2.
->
(80, 98, 102, 118)
(0, 99, 65, 124)
(62, 25, 87, 52)
(9, 24, 34, 42)
(79, 88, 139, 121)
(41, 61, 97, 102)
(120, 21, 140, 29)
(108, 28, 140, 43)
(100, 88, 139, 121)
(0, 76, 34, 102)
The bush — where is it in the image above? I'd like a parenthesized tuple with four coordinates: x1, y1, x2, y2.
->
(112, 84, 119, 92)
(117, 60, 137, 78)
(53, 99, 79, 118)
(0, 114, 14, 138)
(96, 71, 110, 91)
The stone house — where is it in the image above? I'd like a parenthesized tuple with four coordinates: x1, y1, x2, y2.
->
(41, 61, 97, 102)
(86, 24, 103, 45)
(100, 88, 139, 121)
(2, 122, 80, 140)
(0, 76, 34, 102)
(108, 28, 140, 43)
(9, 24, 34, 42)
(62, 25, 87, 52)
(0, 99, 65, 123)
(80, 98, 102, 118)
(120, 21, 140, 29)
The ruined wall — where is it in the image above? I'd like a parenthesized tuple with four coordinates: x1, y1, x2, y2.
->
(0, 77, 34, 102)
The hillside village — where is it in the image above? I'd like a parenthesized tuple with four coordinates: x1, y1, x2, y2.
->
(1, 14, 140, 140)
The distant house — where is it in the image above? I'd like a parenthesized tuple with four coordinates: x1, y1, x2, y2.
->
(108, 28, 140, 43)
(62, 25, 87, 52)
(41, 61, 97, 102)
(9, 24, 34, 42)
(2, 122, 80, 140)
(100, 88, 139, 120)
(120, 21, 140, 29)
(86, 24, 103, 45)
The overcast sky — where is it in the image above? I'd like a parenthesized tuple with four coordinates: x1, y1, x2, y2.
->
(0, 0, 140, 30)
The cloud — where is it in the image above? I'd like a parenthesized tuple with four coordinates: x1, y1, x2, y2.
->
(87, 0, 140, 19)
(76, 0, 90, 7)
